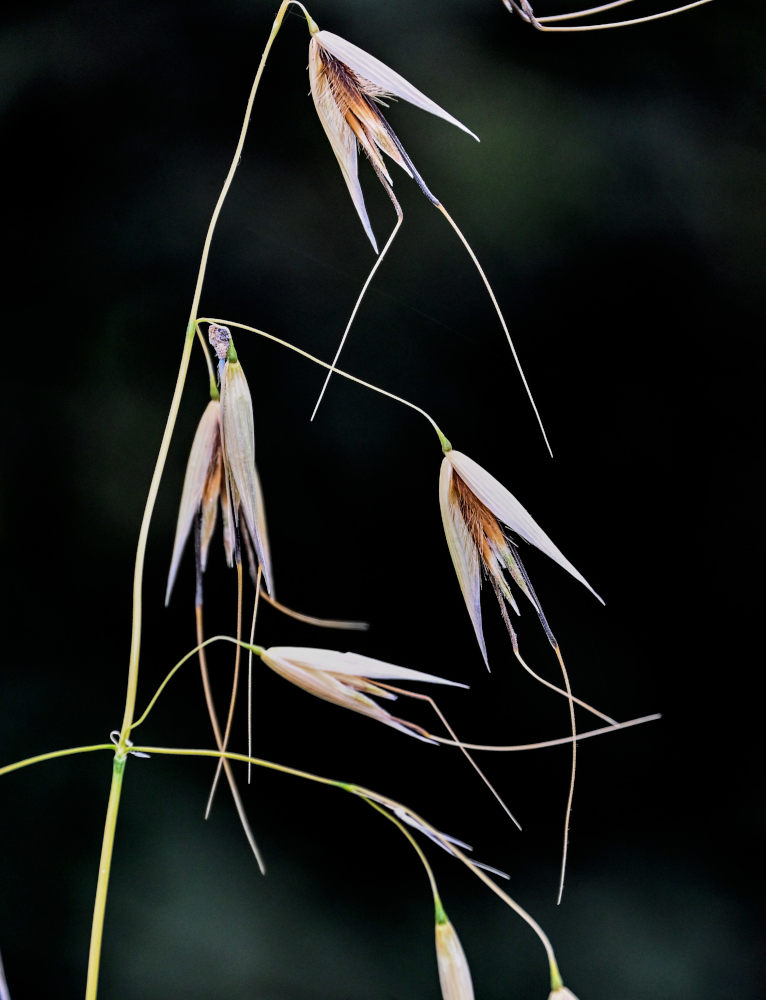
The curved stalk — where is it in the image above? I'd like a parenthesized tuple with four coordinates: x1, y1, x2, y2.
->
(85, 757, 125, 1000)
(197, 317, 452, 450)
(86, 3, 303, 996)
(124, 743, 566, 981)
(0, 745, 114, 777)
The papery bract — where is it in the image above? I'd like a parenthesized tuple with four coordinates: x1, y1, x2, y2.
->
(260, 646, 466, 740)
(166, 400, 235, 605)
(218, 341, 274, 595)
(435, 918, 475, 1000)
(440, 448, 602, 665)
(308, 25, 477, 252)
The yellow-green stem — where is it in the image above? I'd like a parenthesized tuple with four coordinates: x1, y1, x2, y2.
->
(85, 756, 126, 1000)
(88, 3, 300, 996)
(550, 957, 564, 991)
(0, 745, 114, 777)
(129, 744, 345, 792)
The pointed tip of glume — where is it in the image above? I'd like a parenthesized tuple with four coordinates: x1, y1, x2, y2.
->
(364, 228, 379, 255)
(589, 585, 606, 607)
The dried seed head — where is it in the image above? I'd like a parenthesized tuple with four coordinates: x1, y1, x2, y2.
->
(219, 356, 273, 594)
(259, 647, 465, 741)
(166, 332, 273, 599)
(435, 919, 474, 1000)
(165, 400, 223, 605)
(439, 449, 602, 664)
(308, 27, 477, 251)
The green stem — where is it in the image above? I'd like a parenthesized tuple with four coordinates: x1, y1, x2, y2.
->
(550, 957, 564, 991)
(0, 744, 113, 777)
(130, 635, 258, 734)
(85, 756, 126, 1000)
(87, 3, 301, 996)
(129, 744, 346, 793)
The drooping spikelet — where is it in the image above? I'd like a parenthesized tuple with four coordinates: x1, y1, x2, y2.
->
(165, 324, 273, 602)
(308, 24, 477, 252)
(439, 447, 603, 665)
(258, 646, 466, 741)
(166, 400, 234, 605)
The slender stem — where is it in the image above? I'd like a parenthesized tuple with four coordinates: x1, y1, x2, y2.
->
(87, 4, 299, 993)
(0, 744, 114, 777)
(197, 318, 452, 450)
(85, 757, 126, 1000)
(130, 635, 249, 733)
(129, 744, 346, 792)
(422, 713, 660, 750)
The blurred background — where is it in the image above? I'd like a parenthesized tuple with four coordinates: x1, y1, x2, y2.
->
(1, 1, 763, 997)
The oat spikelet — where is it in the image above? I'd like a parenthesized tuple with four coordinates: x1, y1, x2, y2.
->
(259, 646, 466, 741)
(308, 26, 477, 252)
(435, 919, 475, 1000)
(440, 448, 602, 667)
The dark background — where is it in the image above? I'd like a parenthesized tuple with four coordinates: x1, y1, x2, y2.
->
(1, 1, 763, 997)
